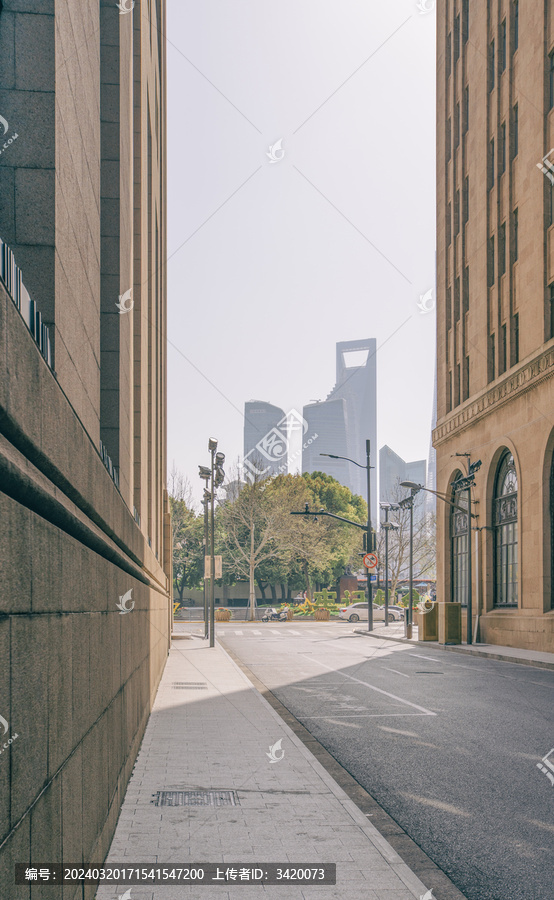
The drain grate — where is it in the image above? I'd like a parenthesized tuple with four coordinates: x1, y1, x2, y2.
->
(415, 671, 443, 675)
(153, 790, 239, 807)
(172, 682, 208, 689)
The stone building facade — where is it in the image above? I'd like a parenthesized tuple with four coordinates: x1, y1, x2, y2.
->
(0, 0, 170, 891)
(434, 0, 554, 651)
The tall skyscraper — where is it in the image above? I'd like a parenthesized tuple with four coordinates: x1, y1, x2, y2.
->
(243, 400, 289, 480)
(0, 1, 169, 877)
(435, 2, 553, 650)
(303, 339, 377, 521)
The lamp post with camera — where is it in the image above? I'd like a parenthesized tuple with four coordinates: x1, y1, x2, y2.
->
(199, 438, 225, 648)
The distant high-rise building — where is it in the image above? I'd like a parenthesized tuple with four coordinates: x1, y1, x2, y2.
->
(379, 446, 406, 502)
(303, 339, 377, 520)
(243, 400, 289, 480)
(379, 445, 427, 524)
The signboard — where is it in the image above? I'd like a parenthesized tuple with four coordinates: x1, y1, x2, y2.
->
(204, 555, 222, 578)
(363, 552, 378, 572)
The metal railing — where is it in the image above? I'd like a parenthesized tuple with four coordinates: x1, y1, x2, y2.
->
(0, 236, 52, 369)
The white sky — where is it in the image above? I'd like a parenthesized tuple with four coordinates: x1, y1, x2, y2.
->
(166, 0, 437, 506)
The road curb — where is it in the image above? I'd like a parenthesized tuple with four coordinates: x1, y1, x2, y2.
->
(353, 629, 554, 670)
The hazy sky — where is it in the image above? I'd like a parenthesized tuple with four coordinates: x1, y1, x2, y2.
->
(166, 0, 437, 505)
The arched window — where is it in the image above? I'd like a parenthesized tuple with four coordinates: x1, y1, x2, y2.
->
(493, 452, 518, 605)
(451, 477, 469, 605)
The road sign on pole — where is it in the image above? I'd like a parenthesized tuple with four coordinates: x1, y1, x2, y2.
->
(363, 552, 378, 571)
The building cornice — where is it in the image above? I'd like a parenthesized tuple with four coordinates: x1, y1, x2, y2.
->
(433, 344, 554, 447)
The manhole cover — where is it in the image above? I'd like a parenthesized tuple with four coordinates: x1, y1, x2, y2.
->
(152, 790, 239, 807)
(172, 682, 207, 689)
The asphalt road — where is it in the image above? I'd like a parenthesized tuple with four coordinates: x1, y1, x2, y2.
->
(213, 621, 554, 900)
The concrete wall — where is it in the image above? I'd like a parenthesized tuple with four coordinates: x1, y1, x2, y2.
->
(0, 0, 169, 893)
(0, 283, 170, 898)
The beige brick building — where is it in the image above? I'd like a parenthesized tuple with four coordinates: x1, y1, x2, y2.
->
(435, 0, 554, 651)
(0, 0, 170, 887)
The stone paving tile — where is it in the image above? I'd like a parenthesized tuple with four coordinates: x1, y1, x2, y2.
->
(95, 645, 432, 900)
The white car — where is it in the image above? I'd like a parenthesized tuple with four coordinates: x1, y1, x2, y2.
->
(339, 602, 404, 623)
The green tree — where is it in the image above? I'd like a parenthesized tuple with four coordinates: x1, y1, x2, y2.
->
(283, 472, 366, 597)
(168, 469, 204, 603)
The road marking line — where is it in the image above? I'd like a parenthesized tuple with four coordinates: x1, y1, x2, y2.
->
(409, 654, 441, 663)
(234, 630, 243, 635)
(252, 630, 262, 635)
(289, 630, 302, 635)
(379, 667, 410, 678)
(302, 713, 429, 719)
(303, 656, 437, 716)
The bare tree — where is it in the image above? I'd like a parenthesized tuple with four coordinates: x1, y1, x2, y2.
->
(218, 459, 286, 620)
(378, 484, 436, 600)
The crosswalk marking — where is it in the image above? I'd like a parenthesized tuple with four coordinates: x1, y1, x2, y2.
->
(215, 626, 352, 638)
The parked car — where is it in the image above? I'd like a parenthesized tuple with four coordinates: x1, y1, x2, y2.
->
(338, 602, 404, 623)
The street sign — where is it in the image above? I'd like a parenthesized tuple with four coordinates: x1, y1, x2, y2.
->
(370, 575, 377, 583)
(204, 555, 222, 578)
(363, 552, 378, 571)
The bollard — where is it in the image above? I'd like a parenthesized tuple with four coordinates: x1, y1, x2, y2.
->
(405, 608, 412, 640)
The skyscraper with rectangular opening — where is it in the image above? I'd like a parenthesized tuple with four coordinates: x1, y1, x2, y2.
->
(303, 339, 377, 520)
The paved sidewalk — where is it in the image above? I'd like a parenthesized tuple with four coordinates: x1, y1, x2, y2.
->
(96, 640, 434, 900)
(354, 624, 554, 669)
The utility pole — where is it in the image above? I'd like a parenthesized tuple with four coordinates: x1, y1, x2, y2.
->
(380, 504, 399, 627)
(365, 440, 373, 632)
(199, 440, 225, 649)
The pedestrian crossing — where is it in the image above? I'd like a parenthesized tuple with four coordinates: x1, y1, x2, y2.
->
(212, 626, 348, 638)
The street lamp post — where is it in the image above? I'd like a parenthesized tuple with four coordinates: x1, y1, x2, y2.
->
(399, 486, 421, 638)
(199, 440, 225, 649)
(202, 488, 210, 639)
(208, 439, 218, 649)
(380, 503, 400, 627)
(320, 441, 375, 631)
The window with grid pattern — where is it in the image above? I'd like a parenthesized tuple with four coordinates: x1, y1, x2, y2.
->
(493, 453, 518, 606)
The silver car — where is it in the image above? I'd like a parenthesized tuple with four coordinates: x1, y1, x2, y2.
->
(338, 602, 404, 623)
